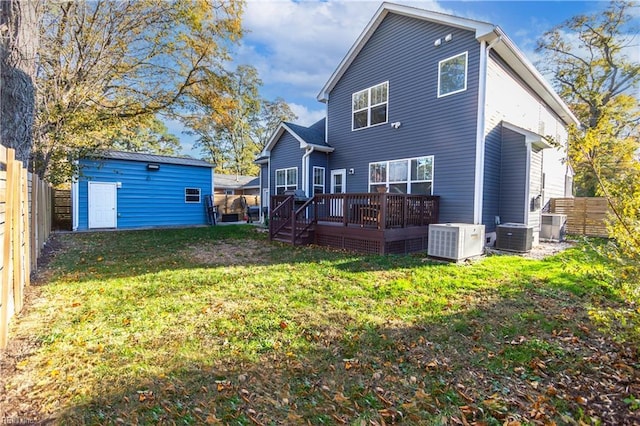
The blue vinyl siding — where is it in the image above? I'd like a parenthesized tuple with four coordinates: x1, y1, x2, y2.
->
(270, 132, 304, 194)
(499, 127, 527, 224)
(482, 124, 503, 232)
(326, 13, 480, 223)
(260, 164, 269, 194)
(77, 158, 212, 230)
(309, 151, 329, 194)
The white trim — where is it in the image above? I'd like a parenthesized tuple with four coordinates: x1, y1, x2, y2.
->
(211, 168, 215, 196)
(313, 166, 326, 195)
(352, 81, 389, 130)
(437, 52, 468, 98)
(317, 2, 495, 102)
(275, 167, 298, 194)
(330, 169, 347, 194)
(473, 42, 487, 224)
(263, 123, 334, 154)
(316, 2, 579, 126)
(368, 155, 434, 194)
(88, 181, 117, 229)
(502, 121, 551, 150)
(185, 187, 201, 203)
(302, 146, 315, 196)
(72, 162, 79, 231)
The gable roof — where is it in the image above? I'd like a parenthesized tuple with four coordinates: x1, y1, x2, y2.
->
(97, 150, 214, 168)
(261, 118, 334, 156)
(215, 173, 259, 189)
(317, 2, 579, 126)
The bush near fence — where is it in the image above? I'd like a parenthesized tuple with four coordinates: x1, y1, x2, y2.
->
(0, 147, 53, 349)
(550, 197, 610, 238)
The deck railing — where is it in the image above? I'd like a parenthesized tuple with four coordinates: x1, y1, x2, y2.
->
(270, 193, 439, 241)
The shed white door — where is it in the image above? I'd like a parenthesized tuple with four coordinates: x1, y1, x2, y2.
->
(88, 182, 117, 228)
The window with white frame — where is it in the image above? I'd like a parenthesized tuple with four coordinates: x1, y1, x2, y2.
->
(275, 167, 297, 194)
(313, 167, 325, 195)
(185, 187, 201, 203)
(438, 52, 467, 97)
(352, 81, 388, 130)
(368, 156, 433, 194)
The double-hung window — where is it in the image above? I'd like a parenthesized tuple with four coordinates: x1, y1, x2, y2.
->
(368, 156, 434, 194)
(438, 52, 467, 97)
(313, 167, 325, 195)
(275, 167, 297, 195)
(352, 82, 388, 130)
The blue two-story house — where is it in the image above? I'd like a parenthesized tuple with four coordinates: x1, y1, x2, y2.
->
(258, 2, 578, 254)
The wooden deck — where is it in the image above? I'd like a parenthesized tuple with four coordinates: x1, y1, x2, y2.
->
(269, 193, 439, 255)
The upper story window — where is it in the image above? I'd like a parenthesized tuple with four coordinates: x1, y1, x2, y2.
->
(369, 156, 434, 194)
(352, 82, 388, 130)
(275, 167, 297, 195)
(438, 52, 467, 97)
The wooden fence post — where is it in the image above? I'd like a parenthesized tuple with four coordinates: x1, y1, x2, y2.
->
(1, 148, 16, 349)
(22, 168, 31, 285)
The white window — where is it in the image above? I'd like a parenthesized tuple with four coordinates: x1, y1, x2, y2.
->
(275, 167, 297, 195)
(352, 81, 388, 130)
(313, 167, 325, 195)
(368, 156, 434, 194)
(438, 52, 467, 97)
(185, 187, 201, 203)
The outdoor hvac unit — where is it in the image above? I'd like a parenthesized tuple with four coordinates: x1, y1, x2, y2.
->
(496, 223, 534, 252)
(428, 223, 485, 261)
(540, 213, 567, 241)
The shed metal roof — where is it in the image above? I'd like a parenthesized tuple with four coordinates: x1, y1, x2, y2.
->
(98, 150, 214, 168)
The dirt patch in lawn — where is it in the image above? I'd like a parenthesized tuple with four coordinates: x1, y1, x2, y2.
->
(185, 239, 275, 266)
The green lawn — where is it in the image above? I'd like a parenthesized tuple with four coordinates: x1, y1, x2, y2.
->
(2, 225, 638, 425)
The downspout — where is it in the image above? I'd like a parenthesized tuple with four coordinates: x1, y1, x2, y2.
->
(302, 146, 315, 196)
(473, 35, 501, 224)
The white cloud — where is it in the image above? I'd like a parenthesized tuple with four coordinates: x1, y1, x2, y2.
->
(240, 1, 449, 107)
(288, 102, 326, 127)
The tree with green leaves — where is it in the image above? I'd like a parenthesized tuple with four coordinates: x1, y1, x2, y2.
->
(184, 64, 297, 176)
(33, 0, 243, 184)
(537, 0, 639, 273)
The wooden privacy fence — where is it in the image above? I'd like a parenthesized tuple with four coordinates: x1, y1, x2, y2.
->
(0, 147, 53, 349)
(213, 194, 260, 218)
(549, 197, 610, 238)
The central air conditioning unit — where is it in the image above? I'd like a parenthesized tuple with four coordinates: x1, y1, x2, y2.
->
(496, 223, 534, 252)
(428, 223, 485, 261)
(540, 213, 567, 241)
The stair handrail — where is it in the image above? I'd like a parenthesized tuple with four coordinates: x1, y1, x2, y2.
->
(293, 196, 316, 243)
(269, 195, 294, 239)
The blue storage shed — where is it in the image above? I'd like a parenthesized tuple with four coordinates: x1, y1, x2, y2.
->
(72, 151, 214, 230)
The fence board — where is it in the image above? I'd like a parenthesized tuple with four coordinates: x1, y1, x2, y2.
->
(0, 148, 53, 349)
(550, 197, 610, 238)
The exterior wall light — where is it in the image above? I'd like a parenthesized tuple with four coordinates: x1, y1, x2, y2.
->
(147, 163, 160, 171)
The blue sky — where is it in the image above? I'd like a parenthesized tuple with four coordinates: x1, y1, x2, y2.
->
(169, 1, 626, 157)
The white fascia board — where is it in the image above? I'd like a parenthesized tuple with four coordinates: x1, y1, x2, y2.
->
(263, 125, 287, 152)
(306, 143, 334, 153)
(502, 121, 552, 150)
(317, 2, 496, 102)
(486, 28, 580, 127)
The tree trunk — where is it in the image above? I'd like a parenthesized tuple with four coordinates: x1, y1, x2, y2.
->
(0, 0, 40, 166)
